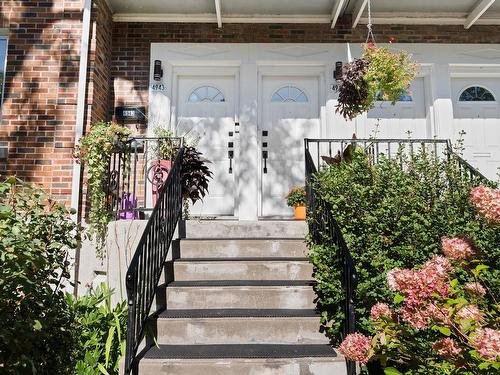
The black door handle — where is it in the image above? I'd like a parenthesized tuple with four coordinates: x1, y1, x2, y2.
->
(228, 141, 234, 174)
(262, 150, 268, 174)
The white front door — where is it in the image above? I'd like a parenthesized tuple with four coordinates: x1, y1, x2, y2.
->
(451, 78, 500, 180)
(362, 78, 427, 138)
(260, 76, 320, 217)
(177, 76, 237, 216)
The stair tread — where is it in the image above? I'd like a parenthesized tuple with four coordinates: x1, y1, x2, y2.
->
(157, 309, 320, 319)
(143, 344, 337, 359)
(177, 238, 306, 241)
(167, 280, 315, 287)
(175, 257, 309, 262)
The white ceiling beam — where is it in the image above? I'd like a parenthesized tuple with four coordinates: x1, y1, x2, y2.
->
(465, 0, 496, 29)
(331, 0, 347, 29)
(214, 0, 223, 28)
(357, 12, 500, 25)
(352, 0, 369, 28)
(112, 13, 332, 23)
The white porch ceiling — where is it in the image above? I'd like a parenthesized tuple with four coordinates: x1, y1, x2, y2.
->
(108, 0, 500, 29)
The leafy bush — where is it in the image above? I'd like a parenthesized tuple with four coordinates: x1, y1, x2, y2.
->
(286, 185, 306, 207)
(0, 177, 127, 375)
(309, 149, 499, 345)
(0, 177, 79, 374)
(68, 284, 127, 375)
(75, 122, 131, 257)
(339, 237, 500, 373)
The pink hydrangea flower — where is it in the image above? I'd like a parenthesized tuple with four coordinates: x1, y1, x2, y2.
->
(386, 257, 453, 330)
(470, 185, 500, 224)
(455, 305, 484, 323)
(464, 282, 487, 297)
(441, 236, 478, 263)
(471, 328, 500, 361)
(338, 333, 372, 364)
(432, 338, 462, 359)
(370, 303, 391, 321)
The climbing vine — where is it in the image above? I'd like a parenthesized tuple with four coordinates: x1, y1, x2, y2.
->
(74, 122, 131, 258)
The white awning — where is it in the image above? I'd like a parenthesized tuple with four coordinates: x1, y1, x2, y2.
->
(108, 0, 500, 30)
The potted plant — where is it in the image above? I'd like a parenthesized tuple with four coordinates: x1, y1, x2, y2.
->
(74, 121, 131, 257)
(336, 44, 418, 120)
(286, 185, 307, 220)
(181, 147, 213, 218)
(148, 127, 176, 205)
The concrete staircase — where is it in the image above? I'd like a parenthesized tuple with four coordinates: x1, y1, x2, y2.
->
(138, 221, 346, 375)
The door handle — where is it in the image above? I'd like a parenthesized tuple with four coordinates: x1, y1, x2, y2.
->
(262, 150, 268, 174)
(228, 141, 234, 174)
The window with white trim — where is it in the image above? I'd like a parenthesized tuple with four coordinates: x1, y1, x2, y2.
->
(0, 36, 7, 113)
(459, 86, 495, 102)
(271, 86, 308, 103)
(188, 86, 225, 102)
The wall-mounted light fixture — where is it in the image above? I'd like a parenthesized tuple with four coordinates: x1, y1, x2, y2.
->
(333, 61, 343, 81)
(153, 60, 163, 81)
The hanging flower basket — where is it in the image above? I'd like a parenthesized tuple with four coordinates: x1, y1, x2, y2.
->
(336, 44, 418, 120)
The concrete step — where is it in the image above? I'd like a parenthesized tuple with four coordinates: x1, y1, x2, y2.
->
(139, 344, 346, 375)
(175, 238, 309, 259)
(153, 309, 329, 345)
(183, 220, 307, 239)
(165, 281, 316, 309)
(173, 258, 313, 281)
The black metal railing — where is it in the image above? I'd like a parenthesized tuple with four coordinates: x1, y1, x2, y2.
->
(445, 142, 493, 185)
(124, 146, 184, 374)
(106, 137, 183, 220)
(304, 141, 358, 375)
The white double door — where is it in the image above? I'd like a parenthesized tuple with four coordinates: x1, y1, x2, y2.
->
(175, 73, 320, 218)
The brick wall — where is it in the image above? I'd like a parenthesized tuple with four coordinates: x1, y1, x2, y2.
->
(111, 17, 500, 111)
(0, 0, 83, 203)
(0, 0, 112, 205)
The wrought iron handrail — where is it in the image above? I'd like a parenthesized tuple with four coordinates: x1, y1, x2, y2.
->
(106, 137, 184, 220)
(304, 142, 357, 375)
(124, 146, 184, 374)
(445, 141, 492, 184)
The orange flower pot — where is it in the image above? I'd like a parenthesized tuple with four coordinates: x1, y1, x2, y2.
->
(294, 205, 306, 221)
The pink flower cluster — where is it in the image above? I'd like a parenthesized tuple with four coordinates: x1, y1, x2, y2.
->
(471, 328, 500, 361)
(370, 303, 391, 321)
(441, 236, 478, 263)
(470, 185, 500, 224)
(386, 256, 453, 329)
(455, 305, 484, 323)
(432, 338, 462, 359)
(464, 282, 486, 297)
(338, 333, 372, 364)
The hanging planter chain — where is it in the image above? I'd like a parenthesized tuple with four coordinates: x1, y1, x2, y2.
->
(365, 0, 376, 44)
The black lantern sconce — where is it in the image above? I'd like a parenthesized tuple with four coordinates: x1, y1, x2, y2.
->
(333, 61, 343, 81)
(153, 60, 163, 81)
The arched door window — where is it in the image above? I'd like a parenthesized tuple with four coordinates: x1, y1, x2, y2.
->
(459, 86, 495, 102)
(188, 86, 225, 102)
(271, 86, 308, 103)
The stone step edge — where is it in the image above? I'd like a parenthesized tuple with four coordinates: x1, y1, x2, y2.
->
(155, 308, 320, 319)
(143, 344, 339, 360)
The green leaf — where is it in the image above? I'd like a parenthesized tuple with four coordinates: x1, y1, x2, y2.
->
(432, 325, 451, 336)
(384, 368, 403, 375)
(33, 320, 42, 331)
(97, 363, 111, 375)
(393, 293, 404, 304)
(105, 326, 115, 367)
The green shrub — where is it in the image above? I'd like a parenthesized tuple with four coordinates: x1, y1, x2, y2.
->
(68, 284, 127, 375)
(0, 177, 79, 374)
(309, 149, 499, 344)
(0, 177, 127, 375)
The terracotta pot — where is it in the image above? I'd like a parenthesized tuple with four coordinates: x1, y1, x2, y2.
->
(294, 205, 306, 220)
(148, 160, 173, 206)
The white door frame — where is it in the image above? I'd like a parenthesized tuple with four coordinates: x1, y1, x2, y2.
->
(256, 64, 326, 217)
